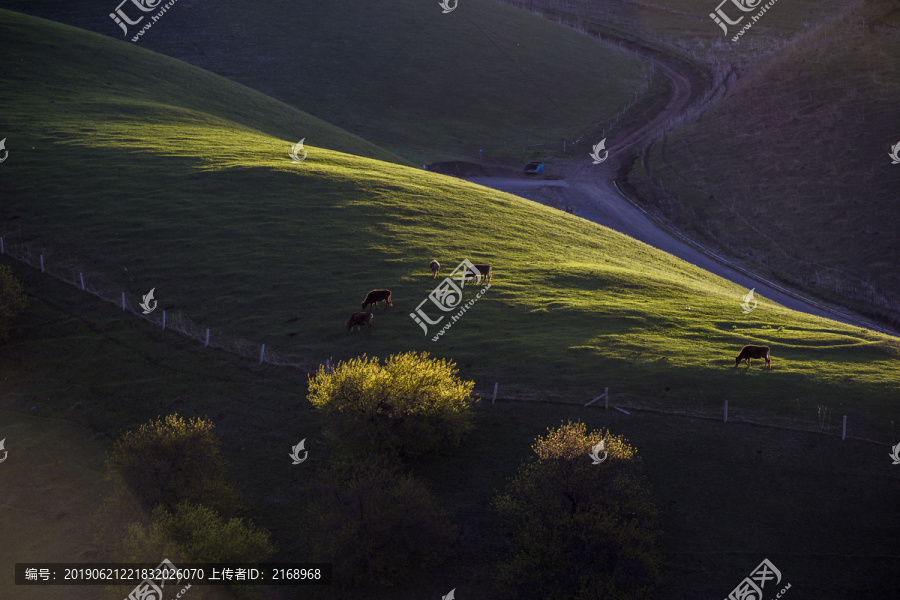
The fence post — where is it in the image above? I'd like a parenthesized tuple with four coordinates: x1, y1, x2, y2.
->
(492, 382, 498, 405)
(121, 292, 125, 311)
(80, 273, 85, 291)
(842, 415, 847, 440)
(605, 387, 609, 410)
(0, 237, 3, 254)
(724, 400, 728, 423)
(259, 344, 265, 364)
(162, 310, 166, 330)
(325, 359, 331, 374)
(40, 254, 44, 272)
(205, 328, 210, 348)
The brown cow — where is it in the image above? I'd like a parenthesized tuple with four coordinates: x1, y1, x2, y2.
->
(346, 311, 373, 332)
(361, 289, 393, 310)
(735, 345, 771, 368)
(465, 264, 492, 284)
(430, 260, 440, 279)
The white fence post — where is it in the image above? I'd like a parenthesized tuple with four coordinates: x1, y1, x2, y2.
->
(121, 292, 125, 311)
(40, 254, 44, 272)
(80, 272, 85, 291)
(724, 400, 728, 423)
(585, 387, 609, 407)
(162, 310, 166, 330)
(259, 344, 265, 364)
(492, 382, 498, 405)
(205, 328, 210, 347)
(842, 415, 847, 440)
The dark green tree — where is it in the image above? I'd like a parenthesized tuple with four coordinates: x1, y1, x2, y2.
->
(494, 421, 661, 600)
(301, 455, 455, 587)
(106, 414, 241, 517)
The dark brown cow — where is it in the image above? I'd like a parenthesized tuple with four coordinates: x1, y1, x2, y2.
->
(346, 311, 373, 332)
(361, 289, 393, 310)
(465, 264, 492, 284)
(735, 345, 771, 368)
(430, 260, 440, 279)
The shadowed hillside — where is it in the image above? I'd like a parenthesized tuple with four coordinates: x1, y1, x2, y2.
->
(631, 0, 900, 325)
(0, 0, 652, 163)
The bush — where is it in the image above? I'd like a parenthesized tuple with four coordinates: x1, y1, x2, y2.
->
(121, 501, 275, 563)
(307, 352, 477, 458)
(493, 421, 661, 600)
(106, 414, 241, 517)
(0, 265, 27, 342)
(301, 455, 455, 587)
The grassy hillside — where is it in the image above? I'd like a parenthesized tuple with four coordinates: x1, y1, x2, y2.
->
(0, 0, 651, 163)
(0, 11, 409, 166)
(631, 0, 900, 325)
(3, 259, 900, 600)
(1, 9, 898, 443)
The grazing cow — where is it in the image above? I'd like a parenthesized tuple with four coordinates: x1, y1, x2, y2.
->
(346, 311, 373, 332)
(734, 345, 771, 368)
(361, 289, 393, 310)
(565, 206, 574, 214)
(430, 259, 440, 279)
(465, 264, 492, 284)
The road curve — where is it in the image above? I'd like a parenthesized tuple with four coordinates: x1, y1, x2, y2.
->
(465, 35, 895, 336)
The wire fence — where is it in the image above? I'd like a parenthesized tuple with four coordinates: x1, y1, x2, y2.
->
(0, 235, 319, 373)
(2, 233, 894, 447)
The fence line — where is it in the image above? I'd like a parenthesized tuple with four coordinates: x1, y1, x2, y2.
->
(1, 234, 891, 446)
(0, 235, 317, 372)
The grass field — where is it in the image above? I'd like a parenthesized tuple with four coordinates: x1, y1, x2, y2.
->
(1, 8, 899, 442)
(0, 0, 651, 164)
(2, 258, 899, 599)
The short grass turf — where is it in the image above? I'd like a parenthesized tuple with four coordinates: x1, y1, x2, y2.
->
(1, 258, 899, 599)
(1, 8, 899, 444)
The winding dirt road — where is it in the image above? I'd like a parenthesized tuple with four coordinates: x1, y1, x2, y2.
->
(466, 37, 895, 336)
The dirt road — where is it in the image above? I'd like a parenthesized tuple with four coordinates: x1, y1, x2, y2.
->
(466, 41, 895, 335)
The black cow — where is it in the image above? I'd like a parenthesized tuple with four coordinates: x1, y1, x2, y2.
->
(346, 311, 374, 332)
(735, 345, 771, 368)
(465, 264, 492, 284)
(362, 289, 393, 310)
